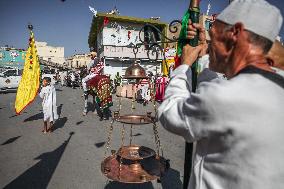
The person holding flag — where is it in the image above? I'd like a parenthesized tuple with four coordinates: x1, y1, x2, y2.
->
(158, 0, 284, 189)
(15, 25, 41, 115)
(39, 77, 58, 133)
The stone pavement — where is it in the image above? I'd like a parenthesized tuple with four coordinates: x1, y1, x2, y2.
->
(0, 86, 185, 189)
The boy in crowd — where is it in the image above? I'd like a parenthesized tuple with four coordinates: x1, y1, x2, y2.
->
(39, 77, 58, 133)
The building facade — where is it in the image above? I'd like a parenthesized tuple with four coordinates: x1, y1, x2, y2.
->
(66, 53, 92, 68)
(0, 47, 26, 69)
(88, 13, 168, 79)
(199, 13, 217, 41)
(35, 41, 65, 67)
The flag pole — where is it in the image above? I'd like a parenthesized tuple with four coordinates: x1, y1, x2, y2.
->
(28, 23, 33, 31)
(183, 0, 200, 188)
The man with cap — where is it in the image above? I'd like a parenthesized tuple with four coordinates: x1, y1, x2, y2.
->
(158, 0, 284, 189)
(82, 52, 100, 92)
(87, 52, 99, 71)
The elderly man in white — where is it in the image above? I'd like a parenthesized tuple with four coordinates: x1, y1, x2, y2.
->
(158, 0, 284, 189)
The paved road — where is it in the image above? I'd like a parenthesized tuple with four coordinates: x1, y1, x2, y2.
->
(0, 86, 185, 189)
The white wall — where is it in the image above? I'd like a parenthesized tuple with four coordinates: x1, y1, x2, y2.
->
(98, 21, 163, 78)
(103, 46, 163, 59)
(102, 22, 142, 46)
(103, 59, 125, 79)
(140, 61, 161, 75)
(35, 41, 65, 65)
(103, 59, 161, 79)
(97, 21, 163, 60)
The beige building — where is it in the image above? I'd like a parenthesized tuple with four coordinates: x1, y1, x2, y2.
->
(199, 14, 217, 41)
(35, 41, 65, 66)
(66, 53, 92, 68)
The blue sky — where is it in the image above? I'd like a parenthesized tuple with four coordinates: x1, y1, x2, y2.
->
(0, 0, 283, 56)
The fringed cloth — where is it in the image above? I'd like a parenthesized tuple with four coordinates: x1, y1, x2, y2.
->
(87, 75, 113, 111)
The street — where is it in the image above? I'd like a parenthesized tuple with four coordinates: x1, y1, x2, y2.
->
(0, 85, 185, 189)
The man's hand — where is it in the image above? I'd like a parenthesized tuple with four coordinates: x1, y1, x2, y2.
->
(187, 20, 206, 43)
(181, 20, 208, 66)
(181, 44, 204, 66)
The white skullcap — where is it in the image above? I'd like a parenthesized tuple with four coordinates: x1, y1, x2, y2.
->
(217, 0, 283, 41)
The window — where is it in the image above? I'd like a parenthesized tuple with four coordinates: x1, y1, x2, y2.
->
(144, 26, 162, 50)
(4, 70, 17, 77)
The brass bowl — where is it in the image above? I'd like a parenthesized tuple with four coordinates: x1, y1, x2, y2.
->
(115, 115, 153, 125)
(101, 155, 169, 183)
(117, 145, 156, 161)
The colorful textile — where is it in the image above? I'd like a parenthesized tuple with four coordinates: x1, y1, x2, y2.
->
(90, 61, 104, 74)
(87, 75, 113, 110)
(155, 76, 169, 102)
(174, 10, 190, 69)
(15, 31, 40, 114)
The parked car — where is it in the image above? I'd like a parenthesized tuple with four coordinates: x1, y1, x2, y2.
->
(0, 68, 22, 93)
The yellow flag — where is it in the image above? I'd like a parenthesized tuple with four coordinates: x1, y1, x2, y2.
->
(15, 31, 40, 114)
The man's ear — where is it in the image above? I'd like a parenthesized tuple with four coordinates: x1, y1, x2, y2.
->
(229, 22, 245, 42)
(225, 22, 246, 50)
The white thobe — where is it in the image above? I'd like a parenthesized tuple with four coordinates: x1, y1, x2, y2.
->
(158, 64, 284, 189)
(59, 72, 67, 86)
(273, 67, 284, 77)
(82, 73, 97, 91)
(39, 85, 58, 122)
(70, 73, 75, 82)
(141, 84, 151, 101)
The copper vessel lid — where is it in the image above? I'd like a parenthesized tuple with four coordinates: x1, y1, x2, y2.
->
(115, 114, 154, 125)
(124, 61, 148, 79)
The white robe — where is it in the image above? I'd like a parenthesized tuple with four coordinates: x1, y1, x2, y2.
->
(82, 72, 97, 91)
(141, 84, 151, 101)
(70, 73, 76, 82)
(158, 64, 284, 189)
(39, 85, 58, 122)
